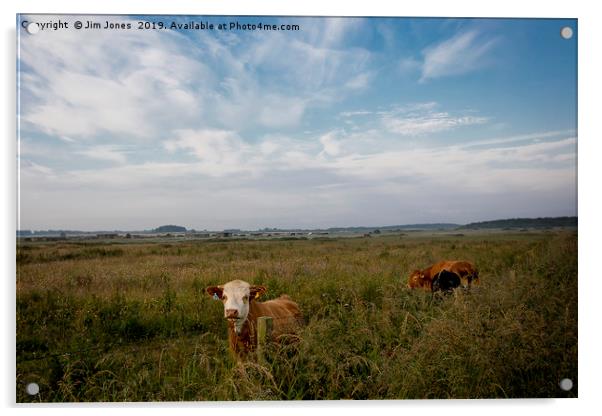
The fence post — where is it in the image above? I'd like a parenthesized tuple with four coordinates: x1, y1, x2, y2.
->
(510, 269, 516, 282)
(257, 316, 273, 362)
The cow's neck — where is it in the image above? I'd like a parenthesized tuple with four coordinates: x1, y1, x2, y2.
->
(248, 300, 262, 321)
(227, 301, 261, 354)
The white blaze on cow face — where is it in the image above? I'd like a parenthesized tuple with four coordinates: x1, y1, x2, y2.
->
(221, 280, 252, 334)
(206, 280, 267, 335)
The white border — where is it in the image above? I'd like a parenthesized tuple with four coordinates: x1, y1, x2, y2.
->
(3, 1, 601, 415)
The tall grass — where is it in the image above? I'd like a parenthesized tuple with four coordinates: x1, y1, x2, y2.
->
(16, 231, 577, 401)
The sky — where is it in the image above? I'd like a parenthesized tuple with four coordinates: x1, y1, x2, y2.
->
(17, 15, 577, 231)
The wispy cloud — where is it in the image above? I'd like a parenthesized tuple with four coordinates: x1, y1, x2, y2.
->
(420, 30, 498, 82)
(19, 127, 576, 229)
(380, 102, 489, 136)
(22, 128, 575, 191)
(461, 129, 576, 149)
(339, 110, 373, 118)
(20, 15, 372, 145)
(164, 129, 254, 177)
(76, 145, 129, 165)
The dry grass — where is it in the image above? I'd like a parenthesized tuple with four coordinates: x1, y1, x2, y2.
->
(16, 230, 577, 401)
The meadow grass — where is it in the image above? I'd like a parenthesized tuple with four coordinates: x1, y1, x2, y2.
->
(16, 231, 577, 401)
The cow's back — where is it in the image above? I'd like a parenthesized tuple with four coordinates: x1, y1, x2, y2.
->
(426, 261, 453, 279)
(446, 261, 478, 280)
(252, 296, 303, 337)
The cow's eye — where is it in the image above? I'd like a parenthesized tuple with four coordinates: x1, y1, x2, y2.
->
(222, 295, 227, 302)
(243, 296, 249, 303)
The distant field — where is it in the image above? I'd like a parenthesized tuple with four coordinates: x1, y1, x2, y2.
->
(16, 230, 577, 401)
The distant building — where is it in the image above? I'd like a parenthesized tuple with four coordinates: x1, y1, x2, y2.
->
(191, 233, 210, 238)
(97, 233, 119, 239)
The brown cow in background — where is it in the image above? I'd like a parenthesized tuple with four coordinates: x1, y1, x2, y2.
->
(407, 260, 479, 292)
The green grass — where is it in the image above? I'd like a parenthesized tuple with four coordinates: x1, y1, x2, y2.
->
(16, 231, 577, 401)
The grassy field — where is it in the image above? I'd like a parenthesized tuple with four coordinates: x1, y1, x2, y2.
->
(16, 230, 577, 401)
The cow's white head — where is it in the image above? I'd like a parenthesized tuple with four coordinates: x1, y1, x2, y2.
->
(206, 280, 267, 334)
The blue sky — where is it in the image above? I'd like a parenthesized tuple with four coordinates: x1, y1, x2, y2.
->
(17, 15, 577, 231)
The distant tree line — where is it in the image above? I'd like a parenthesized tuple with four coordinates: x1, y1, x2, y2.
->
(460, 216, 577, 230)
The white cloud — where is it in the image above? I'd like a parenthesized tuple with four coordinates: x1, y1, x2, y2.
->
(320, 18, 357, 48)
(164, 129, 254, 177)
(257, 95, 308, 128)
(20, 17, 207, 141)
(197, 28, 370, 130)
(19, 127, 576, 230)
(462, 129, 575, 148)
(241, 20, 371, 93)
(319, 131, 343, 157)
(76, 145, 128, 165)
(326, 137, 576, 195)
(22, 127, 575, 196)
(20, 15, 374, 151)
(420, 30, 498, 82)
(383, 113, 488, 136)
(380, 102, 488, 136)
(339, 110, 373, 118)
(25, 72, 153, 138)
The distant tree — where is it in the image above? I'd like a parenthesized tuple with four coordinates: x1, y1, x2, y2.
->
(154, 225, 187, 233)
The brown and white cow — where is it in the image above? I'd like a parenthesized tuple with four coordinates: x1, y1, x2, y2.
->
(407, 260, 479, 292)
(206, 279, 303, 357)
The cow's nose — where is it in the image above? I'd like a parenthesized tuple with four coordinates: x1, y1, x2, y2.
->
(225, 309, 239, 319)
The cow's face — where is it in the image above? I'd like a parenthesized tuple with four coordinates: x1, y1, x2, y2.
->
(206, 280, 267, 334)
(407, 270, 428, 289)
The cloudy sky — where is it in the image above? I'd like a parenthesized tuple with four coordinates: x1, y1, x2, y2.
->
(17, 15, 577, 231)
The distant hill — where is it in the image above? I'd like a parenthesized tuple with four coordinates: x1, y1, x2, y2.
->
(459, 216, 577, 230)
(153, 225, 187, 233)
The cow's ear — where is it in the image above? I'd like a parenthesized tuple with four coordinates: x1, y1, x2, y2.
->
(250, 285, 267, 300)
(206, 286, 224, 299)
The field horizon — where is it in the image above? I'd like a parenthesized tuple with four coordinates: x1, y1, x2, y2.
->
(16, 215, 577, 236)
